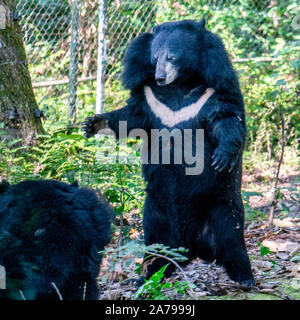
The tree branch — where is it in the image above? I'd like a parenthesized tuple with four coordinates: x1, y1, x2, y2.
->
(268, 107, 285, 227)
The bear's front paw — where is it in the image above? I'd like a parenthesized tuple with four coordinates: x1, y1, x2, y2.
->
(212, 147, 237, 173)
(81, 114, 108, 138)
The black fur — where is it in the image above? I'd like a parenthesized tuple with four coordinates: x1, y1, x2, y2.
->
(82, 19, 255, 286)
(0, 180, 113, 300)
(122, 32, 154, 90)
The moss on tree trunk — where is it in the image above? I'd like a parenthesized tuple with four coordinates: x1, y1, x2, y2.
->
(0, 0, 44, 145)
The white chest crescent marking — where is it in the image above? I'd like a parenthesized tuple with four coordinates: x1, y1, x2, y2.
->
(144, 86, 215, 128)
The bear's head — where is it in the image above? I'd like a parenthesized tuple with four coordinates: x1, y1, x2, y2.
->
(122, 19, 239, 93)
(151, 19, 206, 86)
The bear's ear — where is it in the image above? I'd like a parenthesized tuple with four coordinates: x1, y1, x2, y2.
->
(0, 180, 10, 194)
(71, 181, 79, 188)
(122, 32, 154, 90)
(199, 32, 240, 93)
(198, 18, 206, 29)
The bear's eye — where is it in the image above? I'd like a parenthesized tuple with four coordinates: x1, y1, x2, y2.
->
(167, 55, 176, 62)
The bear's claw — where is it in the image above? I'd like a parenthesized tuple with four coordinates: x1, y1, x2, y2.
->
(81, 114, 107, 138)
(212, 147, 237, 173)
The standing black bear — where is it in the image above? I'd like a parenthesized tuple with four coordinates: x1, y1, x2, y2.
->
(0, 180, 112, 300)
(82, 19, 255, 286)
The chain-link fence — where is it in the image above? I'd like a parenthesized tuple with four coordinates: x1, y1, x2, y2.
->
(15, 0, 293, 117)
(16, 0, 100, 119)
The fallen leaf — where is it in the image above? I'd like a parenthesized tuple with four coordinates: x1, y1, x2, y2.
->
(114, 263, 123, 274)
(253, 260, 273, 270)
(262, 239, 299, 253)
(273, 218, 298, 229)
(290, 245, 300, 257)
(276, 252, 289, 260)
(259, 282, 279, 289)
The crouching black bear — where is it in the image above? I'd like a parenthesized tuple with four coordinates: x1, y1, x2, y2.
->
(82, 19, 255, 286)
(0, 180, 112, 300)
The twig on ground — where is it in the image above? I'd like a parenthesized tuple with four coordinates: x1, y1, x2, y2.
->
(83, 282, 87, 300)
(268, 107, 285, 227)
(117, 172, 125, 248)
(117, 189, 125, 248)
(50, 282, 63, 300)
(19, 290, 26, 300)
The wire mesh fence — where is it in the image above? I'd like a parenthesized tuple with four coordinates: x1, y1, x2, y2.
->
(13, 0, 291, 115)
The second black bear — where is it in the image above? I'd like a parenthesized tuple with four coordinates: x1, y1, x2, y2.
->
(82, 19, 255, 286)
(0, 180, 113, 300)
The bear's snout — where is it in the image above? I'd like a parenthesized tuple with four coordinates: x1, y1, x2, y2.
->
(155, 64, 167, 85)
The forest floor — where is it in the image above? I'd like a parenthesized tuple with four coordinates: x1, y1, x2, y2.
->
(98, 166, 300, 300)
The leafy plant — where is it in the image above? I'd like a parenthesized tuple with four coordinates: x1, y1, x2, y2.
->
(134, 264, 193, 300)
(104, 241, 189, 271)
(257, 242, 277, 267)
(135, 264, 171, 300)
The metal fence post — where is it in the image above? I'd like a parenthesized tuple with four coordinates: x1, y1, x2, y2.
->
(68, 0, 80, 123)
(96, 0, 107, 114)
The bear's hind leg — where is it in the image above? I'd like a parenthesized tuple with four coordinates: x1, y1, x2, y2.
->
(206, 202, 255, 286)
(142, 196, 179, 281)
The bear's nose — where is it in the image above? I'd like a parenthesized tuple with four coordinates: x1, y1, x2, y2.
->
(155, 74, 166, 85)
(156, 75, 166, 82)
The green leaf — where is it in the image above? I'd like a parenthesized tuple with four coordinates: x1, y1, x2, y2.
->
(260, 245, 272, 257)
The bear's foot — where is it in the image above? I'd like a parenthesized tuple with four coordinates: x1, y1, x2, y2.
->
(237, 278, 256, 287)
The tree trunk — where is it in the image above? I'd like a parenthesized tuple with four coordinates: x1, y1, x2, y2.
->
(0, 0, 43, 145)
